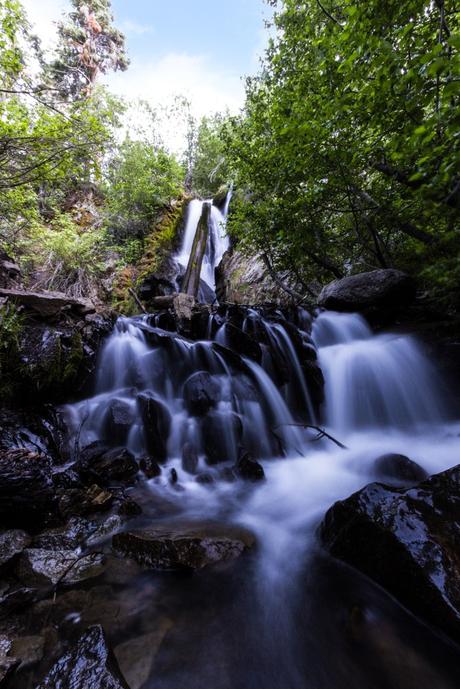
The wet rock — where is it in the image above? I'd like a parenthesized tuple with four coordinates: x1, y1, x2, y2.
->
(137, 392, 171, 462)
(112, 521, 255, 571)
(0, 287, 94, 319)
(320, 464, 460, 643)
(220, 322, 262, 363)
(0, 585, 36, 618)
(169, 468, 178, 485)
(139, 456, 161, 478)
(183, 371, 220, 416)
(202, 410, 243, 465)
(0, 449, 55, 529)
(372, 453, 428, 486)
(58, 484, 113, 519)
(102, 398, 136, 446)
(78, 444, 138, 486)
(234, 451, 265, 482)
(0, 530, 31, 568)
(17, 548, 105, 586)
(196, 472, 215, 485)
(0, 634, 44, 674)
(318, 269, 415, 317)
(114, 623, 173, 689)
(36, 625, 130, 689)
(182, 442, 198, 474)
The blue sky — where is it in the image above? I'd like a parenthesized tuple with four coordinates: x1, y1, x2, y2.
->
(22, 0, 270, 119)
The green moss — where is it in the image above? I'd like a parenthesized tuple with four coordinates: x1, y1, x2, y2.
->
(0, 303, 23, 398)
(136, 197, 187, 284)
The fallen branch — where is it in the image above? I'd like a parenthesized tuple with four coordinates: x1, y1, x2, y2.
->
(273, 423, 348, 449)
(128, 287, 147, 314)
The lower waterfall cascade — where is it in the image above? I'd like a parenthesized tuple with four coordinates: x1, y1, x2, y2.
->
(56, 305, 460, 688)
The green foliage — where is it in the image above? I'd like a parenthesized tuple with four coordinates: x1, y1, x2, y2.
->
(104, 138, 184, 243)
(22, 212, 106, 297)
(0, 302, 23, 396)
(226, 0, 460, 302)
(189, 114, 233, 197)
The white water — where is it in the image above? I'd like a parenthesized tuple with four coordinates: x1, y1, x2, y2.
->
(175, 190, 232, 297)
(64, 308, 459, 611)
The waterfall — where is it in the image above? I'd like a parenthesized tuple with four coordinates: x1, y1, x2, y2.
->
(60, 306, 460, 689)
(312, 311, 447, 432)
(176, 190, 232, 299)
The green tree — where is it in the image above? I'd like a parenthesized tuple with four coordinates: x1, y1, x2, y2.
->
(190, 114, 232, 197)
(226, 0, 460, 300)
(104, 137, 184, 244)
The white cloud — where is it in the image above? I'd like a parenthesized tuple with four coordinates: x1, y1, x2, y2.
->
(121, 20, 154, 36)
(106, 52, 245, 152)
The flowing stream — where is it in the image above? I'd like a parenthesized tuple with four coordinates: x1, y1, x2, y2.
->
(62, 305, 460, 688)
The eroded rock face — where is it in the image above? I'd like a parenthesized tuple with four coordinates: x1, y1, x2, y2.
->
(36, 625, 130, 689)
(112, 521, 255, 571)
(317, 269, 415, 317)
(320, 464, 460, 643)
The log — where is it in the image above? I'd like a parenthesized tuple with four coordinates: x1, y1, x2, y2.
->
(181, 202, 211, 298)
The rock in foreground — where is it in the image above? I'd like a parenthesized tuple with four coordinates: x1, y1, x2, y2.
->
(318, 269, 415, 316)
(320, 464, 460, 643)
(112, 521, 255, 571)
(36, 625, 129, 689)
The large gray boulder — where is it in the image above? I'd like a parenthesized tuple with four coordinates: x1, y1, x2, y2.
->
(318, 269, 415, 315)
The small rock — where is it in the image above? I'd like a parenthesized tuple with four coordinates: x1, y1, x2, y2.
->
(112, 521, 255, 571)
(0, 530, 31, 568)
(78, 444, 138, 486)
(372, 453, 428, 485)
(102, 398, 136, 446)
(139, 456, 161, 478)
(17, 548, 105, 586)
(234, 452, 265, 482)
(114, 623, 173, 689)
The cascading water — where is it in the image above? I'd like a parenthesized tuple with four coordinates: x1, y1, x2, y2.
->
(62, 306, 460, 689)
(176, 189, 232, 299)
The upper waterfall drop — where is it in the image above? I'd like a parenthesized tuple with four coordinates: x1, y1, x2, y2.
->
(176, 189, 232, 300)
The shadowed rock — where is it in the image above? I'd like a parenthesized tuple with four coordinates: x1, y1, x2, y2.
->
(320, 464, 460, 643)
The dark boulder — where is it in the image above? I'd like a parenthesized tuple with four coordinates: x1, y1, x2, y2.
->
(318, 269, 416, 317)
(102, 398, 136, 447)
(183, 371, 220, 416)
(137, 392, 171, 462)
(234, 451, 265, 482)
(0, 287, 94, 319)
(78, 443, 138, 486)
(201, 410, 243, 465)
(112, 521, 255, 571)
(372, 453, 428, 486)
(36, 625, 130, 689)
(58, 484, 113, 519)
(220, 322, 262, 363)
(320, 464, 460, 643)
(0, 449, 55, 529)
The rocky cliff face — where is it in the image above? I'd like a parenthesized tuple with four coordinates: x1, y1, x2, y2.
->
(215, 249, 305, 305)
